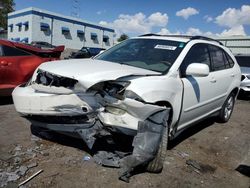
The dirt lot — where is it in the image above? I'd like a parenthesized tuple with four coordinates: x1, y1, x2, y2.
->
(0, 97, 249, 188)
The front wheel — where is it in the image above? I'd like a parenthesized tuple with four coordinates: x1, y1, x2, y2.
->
(217, 93, 236, 123)
(146, 126, 168, 173)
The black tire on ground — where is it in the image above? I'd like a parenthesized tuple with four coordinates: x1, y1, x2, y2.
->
(217, 92, 236, 123)
(146, 125, 169, 173)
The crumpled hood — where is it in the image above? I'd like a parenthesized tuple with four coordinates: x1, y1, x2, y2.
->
(38, 59, 161, 89)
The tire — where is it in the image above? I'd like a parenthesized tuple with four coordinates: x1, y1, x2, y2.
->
(146, 125, 168, 173)
(217, 92, 236, 123)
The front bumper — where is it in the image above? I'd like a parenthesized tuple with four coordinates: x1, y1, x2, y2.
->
(12, 85, 165, 135)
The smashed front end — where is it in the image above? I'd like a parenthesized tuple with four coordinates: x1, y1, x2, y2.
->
(13, 67, 169, 182)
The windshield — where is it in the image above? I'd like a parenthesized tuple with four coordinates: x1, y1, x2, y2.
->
(95, 38, 186, 73)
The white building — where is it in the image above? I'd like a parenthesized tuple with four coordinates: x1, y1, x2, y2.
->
(215, 36, 250, 55)
(7, 7, 115, 49)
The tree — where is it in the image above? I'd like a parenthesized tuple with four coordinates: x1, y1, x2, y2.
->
(117, 34, 129, 42)
(0, 0, 15, 30)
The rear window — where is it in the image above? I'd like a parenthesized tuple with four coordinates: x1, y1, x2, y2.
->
(2, 45, 31, 56)
(235, 56, 250, 67)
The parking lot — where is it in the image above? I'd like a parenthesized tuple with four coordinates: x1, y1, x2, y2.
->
(0, 97, 249, 187)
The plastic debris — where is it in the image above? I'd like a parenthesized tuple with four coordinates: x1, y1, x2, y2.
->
(83, 156, 91, 161)
(18, 169, 43, 187)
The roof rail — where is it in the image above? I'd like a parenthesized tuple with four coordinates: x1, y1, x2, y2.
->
(139, 33, 191, 38)
(139, 33, 223, 45)
(139, 33, 162, 37)
(190, 36, 223, 45)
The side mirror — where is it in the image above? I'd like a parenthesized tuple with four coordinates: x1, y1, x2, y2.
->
(186, 63, 209, 77)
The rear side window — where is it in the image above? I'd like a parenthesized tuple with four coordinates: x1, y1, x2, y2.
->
(2, 45, 31, 56)
(208, 45, 233, 71)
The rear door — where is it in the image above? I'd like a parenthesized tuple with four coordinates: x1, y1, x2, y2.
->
(208, 44, 235, 107)
(0, 45, 37, 87)
(0, 45, 5, 86)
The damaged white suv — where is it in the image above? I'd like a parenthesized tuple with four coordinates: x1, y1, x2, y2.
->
(12, 35, 241, 179)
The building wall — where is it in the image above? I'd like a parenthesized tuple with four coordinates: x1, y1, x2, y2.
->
(216, 36, 250, 55)
(7, 7, 115, 50)
(32, 15, 52, 44)
(7, 14, 32, 43)
(0, 31, 7, 39)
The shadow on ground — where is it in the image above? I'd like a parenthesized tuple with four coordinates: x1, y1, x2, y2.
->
(168, 117, 216, 149)
(30, 117, 217, 156)
(30, 125, 134, 156)
(29, 117, 217, 179)
(0, 97, 13, 105)
(237, 91, 250, 101)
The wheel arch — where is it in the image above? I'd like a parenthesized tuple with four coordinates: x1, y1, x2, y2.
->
(154, 100, 173, 125)
(231, 87, 239, 97)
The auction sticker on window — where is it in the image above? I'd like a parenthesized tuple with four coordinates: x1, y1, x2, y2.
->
(154, 44, 177, 50)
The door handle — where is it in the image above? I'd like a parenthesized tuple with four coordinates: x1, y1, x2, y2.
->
(231, 74, 235, 77)
(210, 78, 216, 83)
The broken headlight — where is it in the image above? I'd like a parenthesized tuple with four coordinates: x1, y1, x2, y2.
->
(35, 69, 77, 88)
(103, 81, 130, 100)
(73, 82, 86, 93)
(124, 90, 144, 102)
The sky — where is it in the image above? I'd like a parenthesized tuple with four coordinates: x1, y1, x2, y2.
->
(14, 0, 250, 37)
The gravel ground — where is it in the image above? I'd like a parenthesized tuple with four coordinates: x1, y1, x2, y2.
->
(0, 97, 249, 188)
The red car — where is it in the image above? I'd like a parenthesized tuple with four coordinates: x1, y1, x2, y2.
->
(0, 40, 64, 96)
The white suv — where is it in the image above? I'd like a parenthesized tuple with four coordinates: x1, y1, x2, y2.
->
(12, 35, 241, 179)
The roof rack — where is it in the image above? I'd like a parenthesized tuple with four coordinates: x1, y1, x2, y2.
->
(139, 33, 191, 38)
(190, 36, 223, 45)
(139, 33, 223, 45)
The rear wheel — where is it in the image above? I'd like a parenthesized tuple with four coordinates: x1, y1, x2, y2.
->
(218, 93, 236, 123)
(146, 125, 168, 173)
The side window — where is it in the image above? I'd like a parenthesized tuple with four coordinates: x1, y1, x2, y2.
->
(225, 53, 235, 68)
(223, 52, 231, 69)
(209, 45, 229, 71)
(2, 45, 31, 56)
(180, 43, 210, 76)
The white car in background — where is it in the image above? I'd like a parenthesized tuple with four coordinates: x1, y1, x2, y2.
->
(235, 55, 250, 95)
(12, 34, 241, 179)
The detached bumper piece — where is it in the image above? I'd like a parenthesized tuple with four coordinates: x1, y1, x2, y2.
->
(77, 109, 169, 183)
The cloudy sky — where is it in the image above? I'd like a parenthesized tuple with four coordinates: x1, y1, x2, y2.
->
(15, 0, 250, 37)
